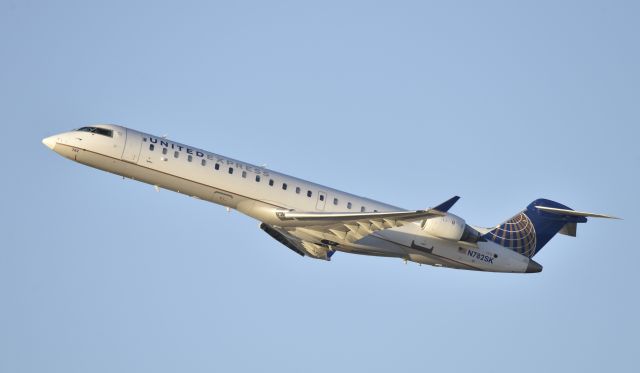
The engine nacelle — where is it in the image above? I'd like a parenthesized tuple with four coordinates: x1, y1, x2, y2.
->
(422, 213, 467, 241)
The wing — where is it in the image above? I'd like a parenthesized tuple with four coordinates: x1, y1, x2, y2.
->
(260, 223, 336, 261)
(274, 208, 445, 247)
(275, 196, 460, 224)
(262, 197, 459, 260)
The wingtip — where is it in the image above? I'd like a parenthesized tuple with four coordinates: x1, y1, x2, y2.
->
(433, 195, 461, 212)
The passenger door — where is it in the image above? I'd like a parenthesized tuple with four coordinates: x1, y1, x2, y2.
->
(121, 129, 144, 164)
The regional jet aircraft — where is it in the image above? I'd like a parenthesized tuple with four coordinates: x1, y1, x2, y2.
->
(42, 124, 617, 273)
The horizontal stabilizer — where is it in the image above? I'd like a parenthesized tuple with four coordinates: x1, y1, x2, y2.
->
(535, 206, 620, 219)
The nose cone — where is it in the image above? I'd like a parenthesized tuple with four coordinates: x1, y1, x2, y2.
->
(526, 259, 543, 273)
(42, 136, 56, 150)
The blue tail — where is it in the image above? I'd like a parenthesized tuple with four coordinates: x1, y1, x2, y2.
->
(483, 199, 587, 258)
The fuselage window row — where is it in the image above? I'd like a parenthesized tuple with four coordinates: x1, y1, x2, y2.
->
(146, 145, 357, 211)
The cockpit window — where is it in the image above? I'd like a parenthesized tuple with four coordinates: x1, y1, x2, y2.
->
(76, 127, 113, 138)
(94, 128, 113, 137)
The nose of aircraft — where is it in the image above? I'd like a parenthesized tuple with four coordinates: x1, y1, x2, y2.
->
(42, 136, 56, 150)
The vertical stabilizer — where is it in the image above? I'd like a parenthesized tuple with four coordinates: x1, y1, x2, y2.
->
(483, 199, 590, 257)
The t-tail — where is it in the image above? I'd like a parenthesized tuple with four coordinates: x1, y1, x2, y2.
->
(483, 199, 619, 259)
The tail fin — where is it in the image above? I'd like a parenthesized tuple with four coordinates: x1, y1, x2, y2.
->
(483, 199, 618, 258)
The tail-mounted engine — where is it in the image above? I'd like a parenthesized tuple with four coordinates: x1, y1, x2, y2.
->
(422, 213, 482, 243)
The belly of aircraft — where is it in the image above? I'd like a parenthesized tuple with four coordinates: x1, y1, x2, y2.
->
(351, 233, 478, 270)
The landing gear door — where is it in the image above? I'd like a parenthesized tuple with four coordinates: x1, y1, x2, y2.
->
(121, 129, 143, 164)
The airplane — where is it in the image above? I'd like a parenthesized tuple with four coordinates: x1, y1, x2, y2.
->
(42, 124, 618, 273)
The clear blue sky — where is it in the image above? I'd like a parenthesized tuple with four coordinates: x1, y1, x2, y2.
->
(1, 1, 638, 372)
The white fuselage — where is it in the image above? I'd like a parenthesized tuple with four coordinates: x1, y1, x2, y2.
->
(43, 124, 535, 273)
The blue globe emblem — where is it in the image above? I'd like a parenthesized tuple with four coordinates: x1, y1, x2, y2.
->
(486, 212, 537, 257)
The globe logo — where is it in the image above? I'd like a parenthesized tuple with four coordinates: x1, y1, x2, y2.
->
(486, 212, 537, 257)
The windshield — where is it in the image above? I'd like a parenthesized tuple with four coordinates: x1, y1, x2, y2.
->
(76, 127, 113, 138)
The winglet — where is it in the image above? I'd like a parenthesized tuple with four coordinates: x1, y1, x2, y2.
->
(433, 196, 460, 212)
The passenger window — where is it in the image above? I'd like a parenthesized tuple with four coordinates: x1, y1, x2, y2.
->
(374, 210, 378, 212)
(149, 144, 154, 151)
(201, 159, 206, 166)
(295, 187, 301, 194)
(347, 202, 352, 209)
(188, 155, 193, 162)
(174, 151, 179, 158)
(255, 175, 261, 182)
(361, 206, 365, 212)
(282, 183, 287, 190)
(228, 167, 233, 174)
(242, 171, 247, 178)
(269, 179, 274, 186)
(214, 163, 220, 170)
(307, 191, 312, 197)
(162, 147, 167, 155)
(333, 198, 338, 205)
(319, 195, 325, 201)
